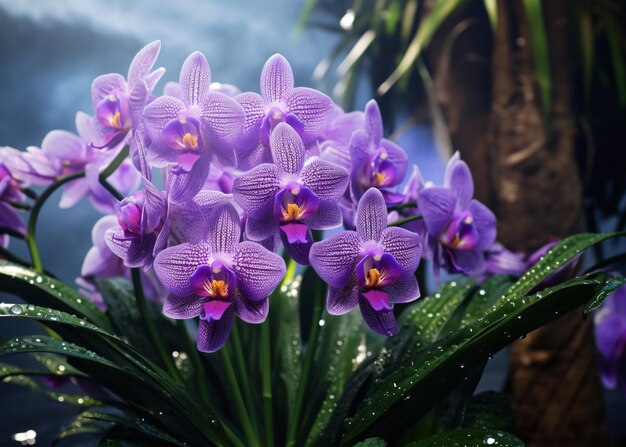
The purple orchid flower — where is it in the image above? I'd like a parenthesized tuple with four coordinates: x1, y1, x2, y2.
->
(418, 152, 496, 276)
(388, 164, 427, 238)
(349, 100, 408, 204)
(594, 282, 626, 394)
(80, 215, 166, 308)
(143, 51, 244, 199)
(40, 112, 140, 213)
(91, 41, 165, 149)
(482, 242, 526, 279)
(233, 123, 349, 264)
(154, 202, 286, 352)
(104, 179, 166, 269)
(234, 54, 335, 170)
(309, 188, 421, 336)
(0, 158, 27, 238)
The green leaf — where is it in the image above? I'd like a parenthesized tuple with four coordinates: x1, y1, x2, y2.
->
(0, 261, 112, 331)
(95, 277, 157, 358)
(583, 276, 626, 315)
(483, 0, 497, 32)
(0, 362, 100, 407)
(406, 427, 523, 447)
(305, 310, 363, 446)
(341, 273, 615, 443)
(378, 0, 465, 95)
(606, 13, 626, 108)
(461, 275, 514, 328)
(503, 232, 624, 299)
(463, 391, 514, 432)
(56, 412, 113, 445)
(354, 437, 388, 447)
(83, 412, 188, 447)
(521, 0, 551, 120)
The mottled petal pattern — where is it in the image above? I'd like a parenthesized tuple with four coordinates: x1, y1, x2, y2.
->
(301, 157, 349, 200)
(356, 188, 388, 242)
(163, 293, 204, 319)
(233, 241, 286, 301)
(197, 308, 234, 353)
(327, 277, 359, 315)
(380, 227, 422, 274)
(309, 231, 360, 288)
(260, 54, 294, 103)
(232, 163, 281, 212)
(285, 87, 334, 143)
(180, 51, 211, 106)
(153, 242, 210, 297)
(208, 203, 242, 254)
(270, 122, 305, 174)
(359, 295, 399, 336)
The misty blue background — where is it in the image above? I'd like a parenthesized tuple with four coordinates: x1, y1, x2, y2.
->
(0, 1, 622, 445)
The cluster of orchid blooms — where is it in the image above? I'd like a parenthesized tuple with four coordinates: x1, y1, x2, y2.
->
(1, 42, 624, 378)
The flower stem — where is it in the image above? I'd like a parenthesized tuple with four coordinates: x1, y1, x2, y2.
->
(176, 320, 209, 403)
(99, 145, 130, 201)
(131, 268, 180, 381)
(231, 325, 260, 437)
(27, 172, 85, 273)
(388, 214, 423, 227)
(260, 319, 275, 447)
(286, 270, 324, 447)
(387, 201, 417, 212)
(219, 348, 260, 447)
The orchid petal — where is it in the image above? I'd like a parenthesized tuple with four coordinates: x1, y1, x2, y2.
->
(468, 199, 497, 251)
(233, 294, 268, 324)
(301, 157, 349, 200)
(304, 199, 342, 230)
(445, 154, 474, 209)
(197, 308, 234, 352)
(260, 54, 294, 103)
(59, 178, 89, 208)
(232, 163, 281, 213)
(41, 130, 85, 163)
(91, 73, 126, 110)
(285, 87, 334, 143)
(163, 293, 204, 319)
(380, 226, 422, 274)
(358, 295, 399, 336)
(387, 275, 420, 304)
(208, 203, 242, 254)
(180, 51, 211, 106)
(235, 92, 265, 150)
(356, 188, 387, 242)
(153, 242, 210, 297)
(128, 40, 161, 86)
(233, 241, 286, 301)
(270, 122, 305, 174)
(143, 95, 185, 143)
(327, 277, 358, 315)
(309, 231, 360, 288)
(364, 100, 383, 145)
(417, 187, 457, 237)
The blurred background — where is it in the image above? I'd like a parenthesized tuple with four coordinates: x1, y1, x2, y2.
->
(0, 0, 625, 445)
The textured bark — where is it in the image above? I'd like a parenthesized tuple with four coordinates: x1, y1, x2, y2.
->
(429, 0, 610, 445)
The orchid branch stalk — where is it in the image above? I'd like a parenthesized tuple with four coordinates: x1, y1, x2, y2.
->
(388, 214, 423, 227)
(131, 268, 181, 381)
(286, 269, 324, 447)
(27, 171, 85, 273)
(219, 347, 260, 447)
(99, 145, 130, 201)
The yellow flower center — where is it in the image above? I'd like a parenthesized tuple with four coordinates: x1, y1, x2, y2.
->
(373, 171, 387, 186)
(366, 268, 381, 288)
(204, 280, 229, 299)
(181, 132, 199, 150)
(282, 203, 305, 222)
(107, 111, 123, 130)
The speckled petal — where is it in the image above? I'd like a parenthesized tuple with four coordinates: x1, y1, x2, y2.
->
(153, 242, 210, 297)
(197, 307, 234, 352)
(356, 188, 387, 242)
(232, 241, 286, 301)
(260, 54, 294, 103)
(309, 231, 360, 288)
(163, 293, 204, 319)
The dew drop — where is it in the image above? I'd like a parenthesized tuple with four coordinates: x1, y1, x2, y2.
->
(9, 305, 23, 315)
(483, 435, 496, 445)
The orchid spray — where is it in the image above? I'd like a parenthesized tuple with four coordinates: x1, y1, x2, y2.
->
(0, 41, 623, 447)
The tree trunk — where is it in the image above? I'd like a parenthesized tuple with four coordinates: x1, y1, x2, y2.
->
(429, 0, 610, 445)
